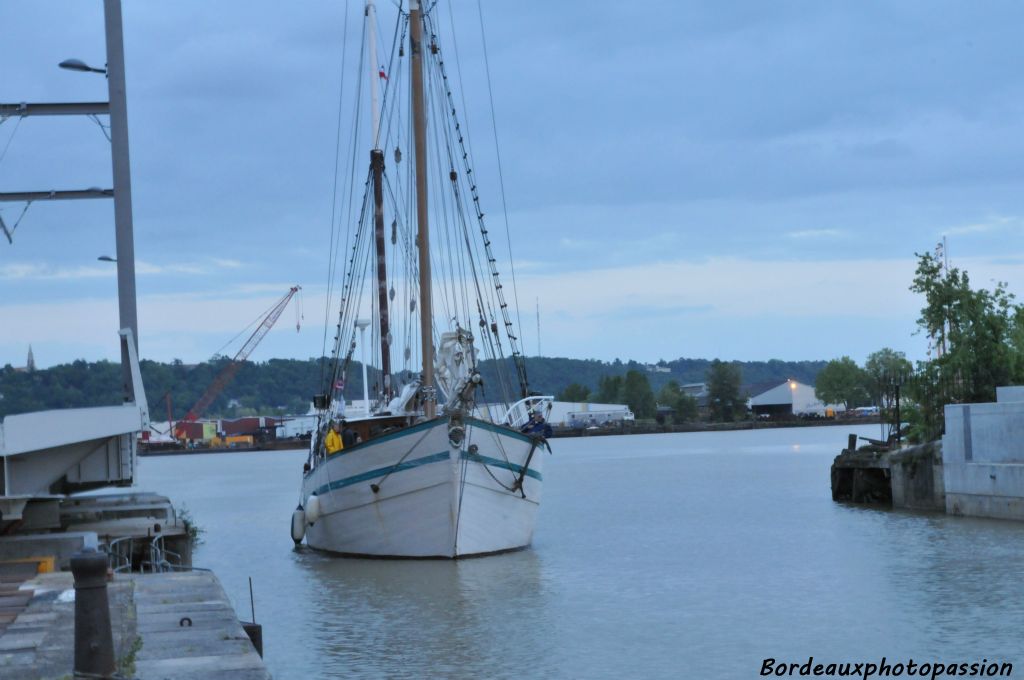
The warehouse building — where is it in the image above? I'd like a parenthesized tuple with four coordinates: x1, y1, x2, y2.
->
(748, 380, 844, 418)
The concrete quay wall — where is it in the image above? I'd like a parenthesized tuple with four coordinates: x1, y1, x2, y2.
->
(942, 386, 1024, 520)
(0, 569, 269, 679)
(889, 441, 945, 512)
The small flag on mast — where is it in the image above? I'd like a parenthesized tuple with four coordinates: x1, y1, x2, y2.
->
(378, 67, 388, 81)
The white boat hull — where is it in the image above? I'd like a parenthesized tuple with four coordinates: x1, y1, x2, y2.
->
(300, 416, 544, 558)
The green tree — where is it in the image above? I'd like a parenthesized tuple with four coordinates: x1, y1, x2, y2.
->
(595, 375, 623, 404)
(815, 356, 869, 410)
(620, 370, 656, 419)
(864, 348, 913, 385)
(706, 360, 744, 422)
(906, 251, 1024, 440)
(557, 383, 591, 402)
(657, 380, 699, 423)
(657, 381, 682, 409)
(911, 251, 1019, 402)
(863, 347, 913, 409)
(676, 394, 699, 422)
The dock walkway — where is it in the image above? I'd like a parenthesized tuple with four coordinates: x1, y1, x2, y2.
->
(0, 569, 269, 679)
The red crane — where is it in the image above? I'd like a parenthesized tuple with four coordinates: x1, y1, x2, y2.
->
(174, 286, 301, 439)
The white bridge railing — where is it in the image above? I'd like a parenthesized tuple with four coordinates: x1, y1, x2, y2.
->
(501, 396, 554, 430)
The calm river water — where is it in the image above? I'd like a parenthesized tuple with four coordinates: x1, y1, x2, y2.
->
(134, 425, 1024, 679)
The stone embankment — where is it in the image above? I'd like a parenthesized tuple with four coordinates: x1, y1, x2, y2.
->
(553, 416, 879, 438)
(0, 566, 268, 679)
(832, 385, 1024, 521)
(831, 435, 944, 511)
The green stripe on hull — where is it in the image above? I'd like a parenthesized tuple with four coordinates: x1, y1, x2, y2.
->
(315, 451, 450, 496)
(327, 417, 445, 457)
(312, 448, 543, 496)
(460, 451, 543, 481)
(464, 416, 535, 444)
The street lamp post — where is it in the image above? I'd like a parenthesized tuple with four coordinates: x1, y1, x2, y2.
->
(58, 58, 107, 74)
(58, 2, 138, 401)
(103, 0, 139, 403)
(2, 1, 138, 403)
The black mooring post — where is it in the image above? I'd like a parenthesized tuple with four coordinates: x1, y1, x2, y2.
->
(894, 384, 902, 447)
(71, 548, 116, 678)
(847, 433, 858, 452)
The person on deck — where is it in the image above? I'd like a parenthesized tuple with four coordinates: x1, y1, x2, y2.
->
(325, 421, 343, 454)
(341, 420, 358, 448)
(521, 411, 550, 437)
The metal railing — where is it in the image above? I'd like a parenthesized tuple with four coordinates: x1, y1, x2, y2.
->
(102, 532, 209, 574)
(501, 395, 554, 430)
(144, 533, 209, 573)
(104, 536, 134, 573)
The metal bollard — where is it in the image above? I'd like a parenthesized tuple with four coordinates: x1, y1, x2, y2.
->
(241, 621, 264, 657)
(71, 548, 116, 678)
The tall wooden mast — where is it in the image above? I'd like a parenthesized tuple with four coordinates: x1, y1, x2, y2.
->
(409, 0, 435, 418)
(367, 0, 392, 399)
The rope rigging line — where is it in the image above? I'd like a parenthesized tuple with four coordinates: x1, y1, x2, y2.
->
(425, 55, 517, 401)
(0, 201, 32, 245)
(324, 17, 372, 402)
(323, 4, 416, 411)
(0, 115, 23, 168)
(417, 13, 513, 402)
(424, 74, 460, 328)
(443, 0, 477, 166)
(375, 10, 418, 379)
(370, 423, 435, 490)
(320, 3, 532, 412)
(381, 173, 418, 344)
(88, 114, 111, 142)
(474, 0, 528, 378)
(427, 58, 476, 327)
(422, 16, 528, 398)
(321, 0, 355, 386)
(377, 39, 423, 379)
(329, 175, 372, 388)
(376, 8, 413, 391)
(330, 171, 377, 403)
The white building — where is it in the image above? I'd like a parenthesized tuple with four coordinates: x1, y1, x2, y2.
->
(551, 401, 634, 427)
(748, 380, 844, 418)
(475, 401, 634, 427)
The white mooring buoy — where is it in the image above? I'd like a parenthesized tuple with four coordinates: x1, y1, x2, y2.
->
(305, 495, 321, 525)
(290, 505, 306, 544)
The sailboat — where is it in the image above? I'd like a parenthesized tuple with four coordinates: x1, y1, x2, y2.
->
(292, 0, 553, 558)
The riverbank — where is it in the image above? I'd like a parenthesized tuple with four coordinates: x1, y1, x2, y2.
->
(139, 417, 884, 453)
(550, 415, 881, 438)
(139, 437, 309, 457)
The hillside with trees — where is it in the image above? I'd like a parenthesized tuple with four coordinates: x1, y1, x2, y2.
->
(0, 354, 829, 419)
(7, 247, 1016, 437)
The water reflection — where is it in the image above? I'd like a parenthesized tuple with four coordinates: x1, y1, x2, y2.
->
(135, 427, 1024, 679)
(873, 513, 1024, 656)
(293, 549, 551, 679)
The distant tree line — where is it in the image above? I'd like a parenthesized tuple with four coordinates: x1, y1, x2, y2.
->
(1, 354, 829, 421)
(10, 247, 1011, 439)
(557, 359, 758, 424)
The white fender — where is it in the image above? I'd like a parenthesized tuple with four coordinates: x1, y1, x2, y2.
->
(305, 495, 321, 525)
(291, 506, 306, 543)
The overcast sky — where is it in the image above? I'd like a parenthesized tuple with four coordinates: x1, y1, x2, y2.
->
(2, 1, 1023, 369)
